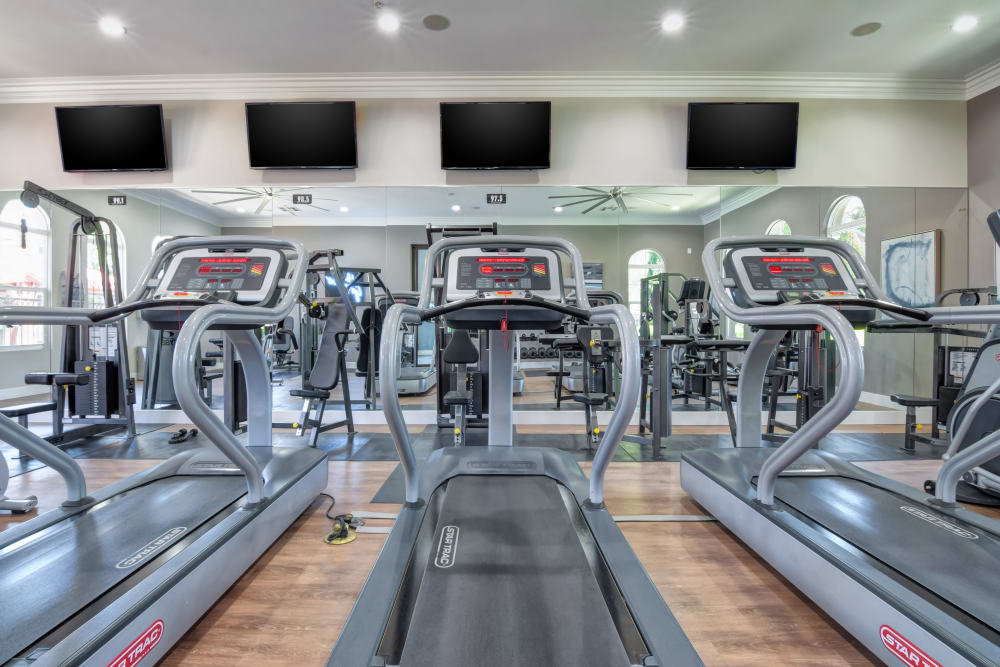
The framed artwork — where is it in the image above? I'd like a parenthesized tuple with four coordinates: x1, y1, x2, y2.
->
(879, 230, 940, 307)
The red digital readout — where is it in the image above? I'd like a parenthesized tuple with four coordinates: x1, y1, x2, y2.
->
(761, 257, 812, 263)
(481, 265, 493, 274)
(200, 257, 250, 263)
(768, 265, 783, 273)
(478, 257, 527, 263)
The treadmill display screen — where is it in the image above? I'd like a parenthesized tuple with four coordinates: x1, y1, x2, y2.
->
(740, 254, 848, 293)
(166, 256, 273, 292)
(456, 255, 552, 292)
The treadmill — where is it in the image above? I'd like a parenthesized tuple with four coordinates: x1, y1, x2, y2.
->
(681, 236, 1000, 666)
(328, 236, 702, 667)
(0, 237, 328, 666)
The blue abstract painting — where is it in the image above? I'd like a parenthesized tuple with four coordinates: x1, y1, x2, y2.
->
(879, 230, 939, 307)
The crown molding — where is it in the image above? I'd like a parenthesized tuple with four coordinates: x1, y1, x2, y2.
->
(699, 186, 780, 224)
(966, 59, 1000, 100)
(0, 71, 972, 104)
(119, 188, 223, 227)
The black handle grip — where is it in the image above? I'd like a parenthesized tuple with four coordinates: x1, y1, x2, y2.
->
(87, 297, 218, 323)
(793, 296, 931, 322)
(418, 296, 590, 323)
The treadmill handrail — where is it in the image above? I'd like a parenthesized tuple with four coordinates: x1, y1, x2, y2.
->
(419, 295, 591, 322)
(416, 235, 589, 309)
(380, 300, 640, 506)
(172, 237, 308, 506)
(702, 236, 866, 505)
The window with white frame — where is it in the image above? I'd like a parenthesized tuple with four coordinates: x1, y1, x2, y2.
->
(0, 199, 49, 348)
(826, 195, 867, 345)
(766, 219, 791, 236)
(826, 195, 866, 259)
(627, 248, 665, 324)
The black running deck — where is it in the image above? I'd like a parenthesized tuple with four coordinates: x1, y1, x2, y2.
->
(0, 476, 247, 663)
(777, 476, 1000, 630)
(398, 475, 632, 667)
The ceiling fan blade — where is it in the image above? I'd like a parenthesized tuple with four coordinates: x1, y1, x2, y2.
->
(191, 190, 248, 195)
(255, 199, 269, 214)
(581, 199, 609, 215)
(578, 186, 611, 195)
(631, 196, 676, 208)
(556, 196, 609, 208)
(547, 194, 609, 199)
(211, 195, 261, 205)
(306, 204, 330, 212)
(614, 194, 629, 214)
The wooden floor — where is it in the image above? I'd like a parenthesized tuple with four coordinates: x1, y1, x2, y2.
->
(1, 429, 992, 666)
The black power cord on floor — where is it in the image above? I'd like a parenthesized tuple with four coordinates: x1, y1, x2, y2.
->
(319, 493, 365, 545)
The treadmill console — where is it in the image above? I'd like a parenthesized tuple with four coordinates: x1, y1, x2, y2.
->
(153, 248, 285, 305)
(725, 247, 861, 306)
(445, 248, 562, 302)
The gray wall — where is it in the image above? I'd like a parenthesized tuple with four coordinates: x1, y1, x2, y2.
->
(969, 86, 1000, 288)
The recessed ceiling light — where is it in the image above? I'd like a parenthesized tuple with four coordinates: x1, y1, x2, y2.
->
(671, 205, 680, 211)
(236, 207, 246, 213)
(661, 12, 684, 33)
(423, 14, 450, 31)
(952, 15, 978, 33)
(98, 16, 126, 37)
(850, 22, 882, 37)
(451, 204, 461, 212)
(377, 9, 401, 33)
(339, 206, 349, 213)
(553, 206, 564, 213)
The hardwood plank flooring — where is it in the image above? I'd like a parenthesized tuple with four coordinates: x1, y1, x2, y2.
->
(3, 449, 994, 665)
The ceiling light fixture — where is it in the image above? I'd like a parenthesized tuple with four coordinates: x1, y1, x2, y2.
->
(339, 206, 349, 213)
(850, 22, 882, 37)
(236, 207, 246, 213)
(661, 12, 684, 33)
(451, 204, 461, 212)
(98, 16, 126, 37)
(553, 206, 564, 213)
(952, 15, 978, 33)
(671, 205, 680, 211)
(375, 2, 401, 33)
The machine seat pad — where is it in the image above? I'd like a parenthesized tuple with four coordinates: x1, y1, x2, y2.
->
(1, 402, 56, 418)
(443, 329, 479, 365)
(443, 390, 473, 407)
(890, 394, 937, 407)
(290, 388, 330, 400)
(571, 392, 608, 406)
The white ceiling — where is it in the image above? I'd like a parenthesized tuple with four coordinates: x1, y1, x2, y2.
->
(167, 185, 728, 225)
(1, 1, 999, 80)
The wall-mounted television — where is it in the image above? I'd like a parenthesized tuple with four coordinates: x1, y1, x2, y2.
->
(55, 104, 168, 172)
(686, 102, 799, 170)
(440, 101, 551, 170)
(245, 101, 357, 169)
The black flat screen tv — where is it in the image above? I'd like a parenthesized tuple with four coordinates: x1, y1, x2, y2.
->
(245, 101, 358, 169)
(55, 104, 168, 172)
(686, 102, 799, 170)
(440, 102, 550, 170)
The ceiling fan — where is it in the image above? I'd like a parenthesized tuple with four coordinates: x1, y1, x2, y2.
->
(548, 186, 693, 214)
(189, 187, 338, 215)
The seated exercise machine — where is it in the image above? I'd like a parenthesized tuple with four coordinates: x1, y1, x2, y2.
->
(0, 236, 328, 666)
(328, 235, 702, 667)
(4, 181, 136, 446)
(681, 235, 1000, 666)
(284, 301, 356, 445)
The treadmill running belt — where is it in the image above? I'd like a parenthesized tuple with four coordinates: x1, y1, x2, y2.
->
(0, 475, 247, 664)
(776, 476, 1000, 631)
(398, 476, 632, 667)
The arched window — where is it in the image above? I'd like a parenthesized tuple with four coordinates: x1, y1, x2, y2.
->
(766, 219, 791, 236)
(826, 195, 866, 258)
(0, 199, 49, 348)
(627, 248, 665, 322)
